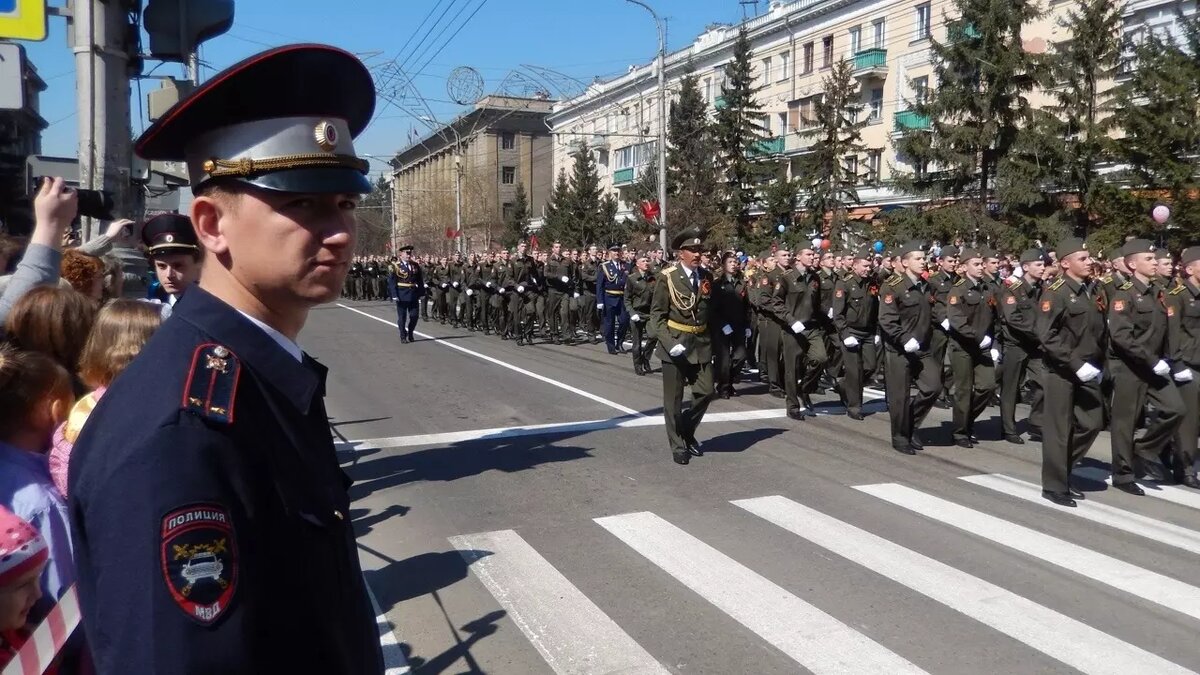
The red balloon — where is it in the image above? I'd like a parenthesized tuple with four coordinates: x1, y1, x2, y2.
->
(820, 239, 832, 250)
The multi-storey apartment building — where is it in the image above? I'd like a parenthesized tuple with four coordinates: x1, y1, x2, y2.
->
(547, 0, 1083, 222)
(391, 95, 555, 252)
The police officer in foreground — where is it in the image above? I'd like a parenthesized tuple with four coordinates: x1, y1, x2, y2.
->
(1037, 239, 1105, 507)
(651, 228, 724, 465)
(69, 45, 384, 673)
(878, 241, 939, 455)
(390, 245, 423, 343)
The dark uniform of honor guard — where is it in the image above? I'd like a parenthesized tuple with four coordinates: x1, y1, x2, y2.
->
(928, 246, 959, 407)
(1106, 239, 1178, 492)
(651, 228, 725, 465)
(1166, 247, 1200, 489)
(1038, 239, 1107, 507)
(998, 249, 1048, 443)
(711, 252, 749, 398)
(878, 241, 939, 455)
(832, 249, 881, 420)
(764, 248, 826, 419)
(597, 245, 631, 355)
(544, 242, 574, 344)
(624, 253, 658, 375)
(390, 245, 423, 343)
(68, 45, 383, 673)
(946, 249, 999, 447)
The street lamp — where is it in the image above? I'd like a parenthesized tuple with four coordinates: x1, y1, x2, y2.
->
(623, 0, 669, 254)
(420, 115, 466, 255)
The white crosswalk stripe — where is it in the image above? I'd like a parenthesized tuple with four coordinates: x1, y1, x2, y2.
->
(855, 483, 1200, 622)
(448, 529, 669, 675)
(734, 495, 1196, 675)
(962, 473, 1200, 556)
(1072, 466, 1200, 511)
(594, 511, 927, 674)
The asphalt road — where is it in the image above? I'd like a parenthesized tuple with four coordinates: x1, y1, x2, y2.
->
(311, 299, 1200, 675)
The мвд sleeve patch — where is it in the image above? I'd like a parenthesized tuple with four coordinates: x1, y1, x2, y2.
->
(161, 504, 238, 625)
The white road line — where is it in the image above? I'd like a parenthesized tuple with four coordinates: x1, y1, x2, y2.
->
(338, 303, 641, 416)
(962, 474, 1200, 557)
(336, 408, 802, 451)
(1072, 466, 1200, 511)
(855, 483, 1200, 622)
(594, 511, 927, 674)
(448, 529, 668, 675)
(363, 574, 412, 675)
(734, 495, 1195, 675)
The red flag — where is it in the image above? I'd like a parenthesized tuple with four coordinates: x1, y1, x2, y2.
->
(529, 234, 539, 250)
(640, 200, 660, 222)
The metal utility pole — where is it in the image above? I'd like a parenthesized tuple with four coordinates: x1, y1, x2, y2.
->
(72, 0, 133, 240)
(454, 156, 463, 254)
(187, 51, 200, 84)
(624, 0, 669, 253)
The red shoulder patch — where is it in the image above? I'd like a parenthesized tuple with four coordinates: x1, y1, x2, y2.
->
(1112, 299, 1126, 312)
(948, 295, 958, 305)
(1005, 295, 1016, 305)
(161, 505, 238, 625)
(1168, 305, 1176, 317)
(883, 293, 894, 304)
(835, 288, 844, 298)
(1041, 300, 1052, 312)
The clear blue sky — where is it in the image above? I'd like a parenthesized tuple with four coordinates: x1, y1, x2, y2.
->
(22, 0, 759, 177)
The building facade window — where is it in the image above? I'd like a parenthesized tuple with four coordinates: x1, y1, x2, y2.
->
(912, 75, 929, 104)
(761, 57, 773, 84)
(916, 3, 932, 40)
(703, 77, 712, 102)
(845, 155, 859, 181)
(778, 112, 788, 136)
(867, 149, 882, 185)
(872, 19, 886, 48)
(501, 132, 515, 149)
(779, 51, 791, 81)
(803, 42, 814, 73)
(822, 36, 834, 68)
(502, 202, 515, 221)
(798, 95, 822, 128)
(614, 141, 657, 170)
(869, 88, 884, 121)
(850, 26, 862, 54)
(502, 166, 515, 184)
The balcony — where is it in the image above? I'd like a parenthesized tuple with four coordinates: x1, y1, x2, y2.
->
(852, 48, 888, 80)
(590, 133, 610, 149)
(785, 129, 818, 155)
(613, 167, 636, 186)
(894, 110, 930, 132)
(714, 95, 727, 110)
(749, 136, 785, 157)
(947, 22, 980, 44)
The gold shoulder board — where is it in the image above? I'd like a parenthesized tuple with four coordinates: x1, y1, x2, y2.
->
(1049, 278, 1065, 291)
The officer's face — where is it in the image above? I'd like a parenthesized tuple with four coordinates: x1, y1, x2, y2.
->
(1023, 260, 1045, 280)
(636, 257, 649, 272)
(1187, 260, 1200, 282)
(0, 563, 43, 630)
(797, 249, 815, 268)
(588, 246, 598, 257)
(678, 247, 702, 267)
(903, 252, 926, 275)
(1061, 251, 1093, 279)
(853, 258, 871, 277)
(1128, 252, 1157, 277)
(1157, 256, 1174, 278)
(775, 250, 791, 268)
(608, 250, 619, 261)
(962, 257, 984, 279)
(517, 243, 527, 256)
(153, 253, 201, 296)
(724, 257, 737, 275)
(552, 243, 561, 255)
(820, 253, 834, 269)
(984, 258, 1000, 275)
(940, 256, 958, 272)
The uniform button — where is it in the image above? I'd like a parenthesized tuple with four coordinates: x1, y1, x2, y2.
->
(334, 510, 344, 521)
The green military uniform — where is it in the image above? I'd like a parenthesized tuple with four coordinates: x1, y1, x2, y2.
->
(759, 265, 785, 393)
(816, 266, 841, 384)
(997, 249, 1047, 442)
(487, 258, 506, 336)
(832, 252, 880, 419)
(579, 254, 600, 340)
(1106, 240, 1178, 487)
(946, 250, 998, 447)
(877, 242, 938, 454)
(544, 251, 575, 344)
(711, 266, 750, 398)
(651, 228, 728, 465)
(763, 262, 827, 418)
(624, 263, 658, 375)
(1166, 249, 1200, 488)
(1037, 239, 1106, 506)
(928, 252, 959, 406)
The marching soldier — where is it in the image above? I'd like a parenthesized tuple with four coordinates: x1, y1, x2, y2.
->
(816, 250, 841, 390)
(946, 249, 999, 448)
(1166, 247, 1200, 489)
(832, 249, 881, 420)
(878, 241, 939, 455)
(752, 251, 781, 391)
(764, 246, 827, 420)
(1106, 239, 1178, 492)
(390, 245, 423, 343)
(711, 252, 749, 398)
(997, 249, 1048, 443)
(597, 245, 630, 355)
(434, 257, 450, 323)
(544, 241, 574, 344)
(580, 245, 600, 342)
(1038, 238, 1106, 507)
(507, 242, 536, 345)
(929, 246, 959, 408)
(651, 228, 729, 465)
(624, 253, 658, 375)
(350, 258, 364, 300)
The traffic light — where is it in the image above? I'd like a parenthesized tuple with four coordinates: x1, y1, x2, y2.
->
(143, 0, 234, 63)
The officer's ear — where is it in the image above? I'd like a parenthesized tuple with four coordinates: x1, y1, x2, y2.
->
(191, 186, 241, 256)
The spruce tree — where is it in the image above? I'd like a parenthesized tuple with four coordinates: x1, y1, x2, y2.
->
(668, 69, 727, 245)
(714, 26, 770, 242)
(798, 58, 868, 244)
(567, 141, 604, 246)
(502, 182, 530, 247)
(894, 0, 1041, 243)
(760, 170, 800, 248)
(541, 169, 575, 246)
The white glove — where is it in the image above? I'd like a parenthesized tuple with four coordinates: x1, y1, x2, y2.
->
(1153, 359, 1171, 377)
(1075, 362, 1101, 383)
(990, 348, 1001, 364)
(453, 282, 460, 288)
(499, 288, 506, 294)
(630, 313, 641, 322)
(746, 327, 753, 338)
(517, 285, 525, 293)
(791, 320, 805, 334)
(486, 281, 493, 288)
(827, 307, 834, 319)
(1174, 368, 1194, 383)
(722, 324, 733, 336)
(561, 275, 570, 283)
(669, 343, 686, 357)
(904, 337, 920, 353)
(466, 289, 474, 296)
(874, 334, 881, 345)
(979, 335, 993, 349)
(573, 292, 580, 298)
(597, 303, 604, 310)
(843, 336, 860, 348)
(940, 318, 950, 331)
(441, 283, 448, 289)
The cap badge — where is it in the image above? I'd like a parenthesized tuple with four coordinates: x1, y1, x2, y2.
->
(165, 234, 175, 243)
(314, 121, 339, 152)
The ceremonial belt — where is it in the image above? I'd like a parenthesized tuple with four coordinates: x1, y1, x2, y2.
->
(397, 282, 415, 288)
(605, 289, 625, 295)
(668, 319, 707, 334)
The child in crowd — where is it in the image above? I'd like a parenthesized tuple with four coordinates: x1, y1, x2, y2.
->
(0, 345, 76, 626)
(0, 505, 51, 671)
(50, 300, 162, 496)
(4, 287, 98, 397)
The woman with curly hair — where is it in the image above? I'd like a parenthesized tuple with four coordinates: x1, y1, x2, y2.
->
(59, 249, 104, 301)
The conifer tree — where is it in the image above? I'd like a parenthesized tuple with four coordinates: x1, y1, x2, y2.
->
(668, 69, 727, 244)
(798, 58, 868, 243)
(714, 26, 770, 241)
(567, 141, 604, 246)
(541, 169, 575, 246)
(502, 182, 529, 247)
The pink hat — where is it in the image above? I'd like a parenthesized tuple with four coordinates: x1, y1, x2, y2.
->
(0, 506, 48, 586)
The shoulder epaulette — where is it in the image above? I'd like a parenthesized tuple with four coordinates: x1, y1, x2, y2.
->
(953, 278, 965, 286)
(1099, 275, 1113, 285)
(1170, 284, 1186, 295)
(1008, 279, 1023, 290)
(1119, 281, 1133, 290)
(886, 274, 903, 287)
(1049, 278, 1066, 291)
(660, 265, 677, 276)
(182, 343, 240, 424)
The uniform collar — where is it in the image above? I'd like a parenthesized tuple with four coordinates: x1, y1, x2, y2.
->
(173, 286, 323, 414)
(1131, 276, 1155, 295)
(1062, 276, 1087, 294)
(1188, 279, 1200, 297)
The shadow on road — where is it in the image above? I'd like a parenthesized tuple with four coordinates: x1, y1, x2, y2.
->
(352, 503, 412, 536)
(704, 427, 786, 453)
(405, 609, 506, 675)
(365, 549, 490, 608)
